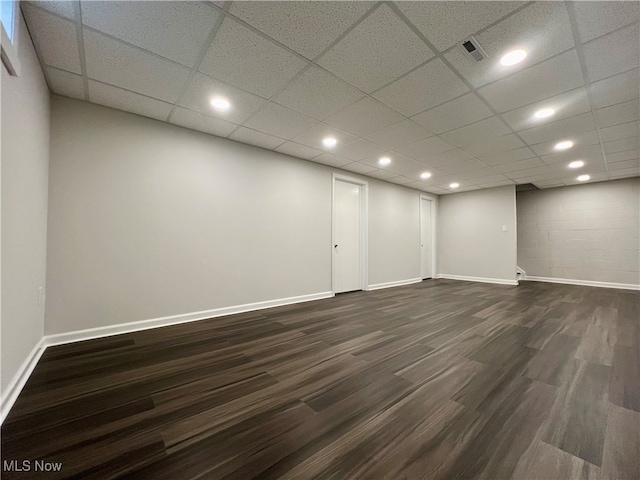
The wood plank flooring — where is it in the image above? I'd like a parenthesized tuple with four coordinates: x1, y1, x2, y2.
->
(2, 279, 639, 479)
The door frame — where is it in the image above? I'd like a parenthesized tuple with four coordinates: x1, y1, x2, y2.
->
(420, 194, 437, 280)
(332, 173, 369, 294)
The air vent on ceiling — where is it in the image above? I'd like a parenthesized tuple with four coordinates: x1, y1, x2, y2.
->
(516, 183, 540, 192)
(460, 36, 488, 62)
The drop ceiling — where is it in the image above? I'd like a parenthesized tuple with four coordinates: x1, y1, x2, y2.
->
(22, 1, 640, 194)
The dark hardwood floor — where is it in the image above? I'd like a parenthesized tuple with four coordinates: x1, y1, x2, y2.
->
(2, 279, 639, 479)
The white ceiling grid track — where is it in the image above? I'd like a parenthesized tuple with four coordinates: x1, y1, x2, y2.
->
(22, 0, 640, 194)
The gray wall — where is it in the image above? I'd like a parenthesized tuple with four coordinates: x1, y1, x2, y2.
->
(1, 13, 50, 393)
(46, 97, 429, 335)
(438, 185, 517, 283)
(517, 178, 640, 286)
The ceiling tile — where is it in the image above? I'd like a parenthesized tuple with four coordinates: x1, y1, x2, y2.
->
(595, 99, 640, 128)
(341, 162, 378, 174)
(590, 68, 640, 109)
(530, 131, 600, 156)
(325, 97, 404, 137)
(388, 176, 418, 186)
(88, 80, 173, 121)
(228, 1, 374, 59)
(540, 144, 604, 165)
(478, 50, 584, 112)
(492, 158, 545, 173)
(170, 107, 238, 137)
(441, 117, 510, 147)
(532, 179, 565, 188)
(608, 158, 640, 170)
(583, 23, 640, 82)
(607, 149, 640, 163)
(334, 139, 387, 161)
(244, 103, 318, 140)
(446, 2, 574, 88)
(395, 1, 526, 52)
(179, 72, 266, 124)
(463, 134, 525, 157)
(438, 159, 488, 175)
(364, 120, 433, 149)
(81, 1, 219, 67)
(360, 153, 426, 176)
(573, 1, 640, 43)
(22, 4, 81, 73)
(600, 121, 640, 143)
(30, 1, 76, 19)
(290, 123, 358, 152)
(411, 93, 492, 134)
(502, 88, 591, 131)
(373, 58, 469, 116)
(394, 136, 456, 161)
(229, 127, 286, 149)
(604, 137, 639, 154)
(311, 153, 353, 168)
(467, 174, 511, 184)
(46, 66, 84, 99)
(518, 112, 596, 145)
(274, 141, 323, 160)
(419, 149, 474, 168)
(477, 180, 516, 188)
(272, 67, 364, 120)
(198, 18, 306, 98)
(478, 147, 537, 165)
(84, 30, 191, 103)
(317, 4, 433, 93)
(366, 169, 398, 180)
(609, 167, 640, 179)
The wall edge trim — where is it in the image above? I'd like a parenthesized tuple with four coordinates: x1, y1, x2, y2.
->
(45, 291, 335, 347)
(368, 278, 423, 291)
(1, 337, 47, 425)
(436, 274, 519, 286)
(524, 276, 640, 291)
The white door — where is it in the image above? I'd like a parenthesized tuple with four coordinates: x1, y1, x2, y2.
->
(421, 198, 432, 279)
(334, 180, 361, 293)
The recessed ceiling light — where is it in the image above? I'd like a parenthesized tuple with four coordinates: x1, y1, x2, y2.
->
(420, 172, 432, 179)
(378, 157, 391, 166)
(577, 174, 590, 182)
(554, 140, 574, 151)
(568, 160, 584, 169)
(500, 49, 527, 66)
(533, 108, 555, 119)
(322, 137, 337, 148)
(449, 182, 459, 189)
(210, 97, 231, 111)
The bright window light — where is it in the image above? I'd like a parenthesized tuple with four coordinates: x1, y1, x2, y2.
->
(1, 0, 16, 43)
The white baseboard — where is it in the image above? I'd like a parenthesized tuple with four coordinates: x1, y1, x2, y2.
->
(525, 276, 640, 291)
(1, 337, 47, 425)
(368, 278, 423, 291)
(45, 291, 334, 347)
(436, 274, 519, 286)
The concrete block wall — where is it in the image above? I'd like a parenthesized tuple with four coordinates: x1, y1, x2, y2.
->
(517, 177, 640, 286)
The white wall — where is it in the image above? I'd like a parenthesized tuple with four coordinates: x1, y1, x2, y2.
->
(46, 97, 431, 335)
(517, 178, 640, 287)
(1, 13, 50, 394)
(437, 185, 517, 284)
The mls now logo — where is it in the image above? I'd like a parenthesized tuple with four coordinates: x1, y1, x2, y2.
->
(3, 459, 63, 472)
